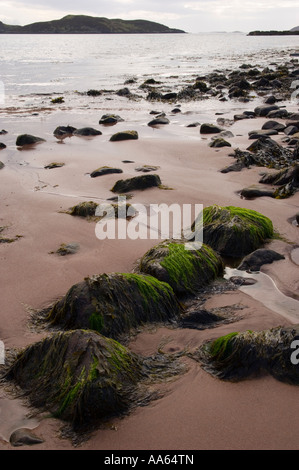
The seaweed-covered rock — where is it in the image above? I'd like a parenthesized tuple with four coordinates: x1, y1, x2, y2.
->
(0, 143, 6, 149)
(68, 201, 99, 218)
(6, 330, 144, 427)
(254, 105, 279, 117)
(90, 167, 123, 178)
(73, 127, 102, 136)
(45, 273, 181, 338)
(209, 138, 231, 148)
(237, 248, 285, 271)
(44, 162, 65, 169)
(110, 131, 138, 142)
(111, 174, 161, 193)
(197, 326, 299, 384)
(139, 240, 223, 296)
(0, 161, 4, 169)
(199, 205, 273, 258)
(16, 134, 45, 147)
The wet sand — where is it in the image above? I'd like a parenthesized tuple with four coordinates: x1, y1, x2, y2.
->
(0, 97, 299, 450)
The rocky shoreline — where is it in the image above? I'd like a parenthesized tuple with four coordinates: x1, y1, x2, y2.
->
(0, 51, 299, 449)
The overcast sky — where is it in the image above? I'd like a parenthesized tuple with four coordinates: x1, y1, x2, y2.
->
(1, 0, 299, 33)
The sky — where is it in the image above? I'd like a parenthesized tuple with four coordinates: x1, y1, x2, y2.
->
(1, 0, 299, 33)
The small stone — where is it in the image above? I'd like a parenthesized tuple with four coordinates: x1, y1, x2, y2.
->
(10, 428, 44, 447)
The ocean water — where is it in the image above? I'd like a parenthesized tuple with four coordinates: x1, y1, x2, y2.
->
(0, 32, 298, 99)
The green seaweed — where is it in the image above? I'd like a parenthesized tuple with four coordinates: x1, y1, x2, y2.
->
(209, 332, 239, 360)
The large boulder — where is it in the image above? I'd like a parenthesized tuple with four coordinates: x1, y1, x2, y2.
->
(111, 174, 161, 193)
(45, 273, 181, 338)
(197, 326, 299, 384)
(6, 330, 144, 427)
(199, 205, 274, 258)
(139, 240, 223, 296)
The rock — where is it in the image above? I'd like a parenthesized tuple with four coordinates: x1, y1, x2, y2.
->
(267, 109, 289, 119)
(259, 165, 299, 187)
(148, 117, 170, 126)
(45, 273, 181, 337)
(246, 136, 281, 153)
(0, 143, 6, 149)
(139, 240, 223, 296)
(193, 80, 209, 92)
(197, 326, 299, 384)
(99, 114, 124, 125)
(161, 92, 177, 100)
(240, 185, 276, 199)
(294, 142, 299, 159)
(73, 127, 102, 136)
(135, 165, 160, 173)
(111, 174, 161, 193)
(6, 330, 144, 428)
(254, 105, 279, 116)
(86, 89, 102, 96)
(237, 248, 285, 271)
(248, 129, 278, 139)
(179, 309, 224, 329)
(261, 120, 286, 132)
(209, 138, 231, 148)
(264, 95, 277, 104)
(229, 276, 257, 286)
(171, 108, 181, 114)
(252, 77, 270, 88)
(186, 122, 200, 128)
(16, 134, 45, 147)
(90, 167, 123, 178)
(10, 428, 44, 447)
(0, 161, 4, 169)
(199, 205, 273, 258)
(44, 162, 65, 169)
(68, 201, 98, 218)
(0, 129, 8, 135)
(200, 123, 223, 134)
(53, 126, 76, 137)
(116, 87, 131, 96)
(220, 161, 247, 173)
(110, 131, 138, 142)
(284, 125, 299, 136)
(296, 213, 299, 225)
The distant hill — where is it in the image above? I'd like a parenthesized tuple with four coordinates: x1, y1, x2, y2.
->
(248, 28, 299, 36)
(0, 15, 185, 34)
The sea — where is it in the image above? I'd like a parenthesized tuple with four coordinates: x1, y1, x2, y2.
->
(0, 32, 298, 107)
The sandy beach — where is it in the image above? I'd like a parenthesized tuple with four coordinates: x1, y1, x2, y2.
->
(0, 64, 299, 451)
